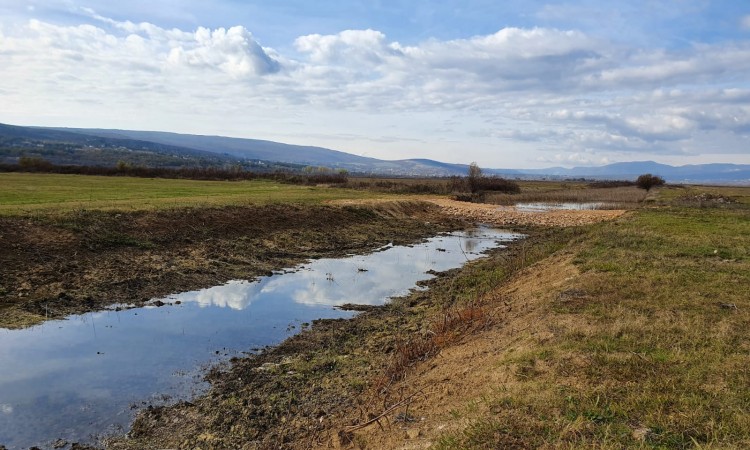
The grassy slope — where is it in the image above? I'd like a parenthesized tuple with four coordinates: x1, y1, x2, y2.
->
(436, 187, 750, 448)
(0, 173, 378, 214)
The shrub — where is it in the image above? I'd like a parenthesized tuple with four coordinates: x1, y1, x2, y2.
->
(475, 176, 521, 193)
(636, 174, 665, 191)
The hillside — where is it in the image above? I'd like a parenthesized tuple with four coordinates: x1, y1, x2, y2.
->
(1, 123, 748, 182)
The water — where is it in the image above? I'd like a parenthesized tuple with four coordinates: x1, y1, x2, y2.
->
(0, 227, 521, 449)
(512, 202, 614, 212)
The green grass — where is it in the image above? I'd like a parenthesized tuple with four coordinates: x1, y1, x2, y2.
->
(435, 186, 750, 449)
(0, 173, 381, 215)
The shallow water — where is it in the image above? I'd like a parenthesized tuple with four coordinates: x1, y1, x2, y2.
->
(512, 202, 614, 212)
(0, 227, 521, 449)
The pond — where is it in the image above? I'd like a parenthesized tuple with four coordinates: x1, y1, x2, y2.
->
(511, 202, 615, 212)
(0, 227, 521, 450)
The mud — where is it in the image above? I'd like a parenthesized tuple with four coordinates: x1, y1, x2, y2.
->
(0, 201, 457, 329)
(104, 228, 575, 450)
(0, 196, 617, 449)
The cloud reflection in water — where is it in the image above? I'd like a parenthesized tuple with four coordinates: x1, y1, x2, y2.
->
(170, 228, 521, 310)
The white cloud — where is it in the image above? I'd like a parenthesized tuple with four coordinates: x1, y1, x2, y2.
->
(294, 29, 401, 65)
(167, 26, 280, 77)
(1, 10, 749, 168)
(742, 15, 750, 31)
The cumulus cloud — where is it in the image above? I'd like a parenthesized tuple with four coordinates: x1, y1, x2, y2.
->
(294, 29, 401, 65)
(16, 12, 281, 79)
(1, 9, 749, 166)
(167, 26, 280, 77)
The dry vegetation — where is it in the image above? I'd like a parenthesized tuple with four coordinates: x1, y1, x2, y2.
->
(111, 184, 750, 449)
(0, 200, 456, 328)
(4, 171, 748, 449)
(379, 185, 749, 449)
(484, 185, 648, 208)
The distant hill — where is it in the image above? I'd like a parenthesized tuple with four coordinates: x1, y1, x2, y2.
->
(517, 161, 750, 184)
(45, 127, 462, 175)
(1, 123, 748, 183)
(0, 123, 306, 171)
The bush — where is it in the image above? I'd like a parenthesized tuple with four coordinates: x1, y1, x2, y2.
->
(636, 174, 665, 191)
(588, 180, 636, 188)
(18, 156, 54, 171)
(475, 176, 520, 194)
(466, 162, 520, 194)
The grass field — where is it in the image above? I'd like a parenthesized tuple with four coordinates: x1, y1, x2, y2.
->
(0, 173, 381, 215)
(434, 185, 750, 448)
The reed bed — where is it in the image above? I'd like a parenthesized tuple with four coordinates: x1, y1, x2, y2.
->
(484, 186, 647, 207)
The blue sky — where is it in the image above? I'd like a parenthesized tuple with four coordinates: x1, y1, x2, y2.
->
(1, 0, 749, 168)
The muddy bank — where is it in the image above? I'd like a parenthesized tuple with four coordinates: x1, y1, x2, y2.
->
(0, 201, 457, 329)
(105, 227, 579, 450)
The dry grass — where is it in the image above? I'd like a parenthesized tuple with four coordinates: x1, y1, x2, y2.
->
(435, 185, 750, 449)
(484, 186, 648, 207)
(374, 303, 494, 392)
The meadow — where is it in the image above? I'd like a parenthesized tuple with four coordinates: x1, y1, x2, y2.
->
(3, 171, 749, 448)
(432, 185, 750, 449)
(0, 172, 379, 215)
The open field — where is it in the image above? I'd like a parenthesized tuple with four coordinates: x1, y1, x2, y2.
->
(0, 173, 380, 215)
(426, 187, 750, 449)
(3, 173, 748, 449)
(106, 184, 750, 449)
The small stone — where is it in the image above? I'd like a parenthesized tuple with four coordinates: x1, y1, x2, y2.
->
(53, 439, 68, 449)
(405, 428, 421, 439)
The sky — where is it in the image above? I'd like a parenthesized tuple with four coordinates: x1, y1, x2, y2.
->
(1, 1, 749, 169)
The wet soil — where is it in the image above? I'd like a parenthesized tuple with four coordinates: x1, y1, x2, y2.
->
(0, 201, 457, 329)
(0, 197, 614, 449)
(104, 228, 577, 450)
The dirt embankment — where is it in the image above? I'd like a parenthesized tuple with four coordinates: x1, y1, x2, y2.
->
(333, 197, 626, 227)
(425, 198, 626, 226)
(0, 201, 457, 329)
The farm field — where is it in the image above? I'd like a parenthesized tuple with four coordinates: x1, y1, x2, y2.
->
(0, 173, 380, 215)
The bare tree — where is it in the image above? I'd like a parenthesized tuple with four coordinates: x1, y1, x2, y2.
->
(468, 162, 483, 193)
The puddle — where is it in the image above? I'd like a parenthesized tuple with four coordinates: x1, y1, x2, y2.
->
(0, 227, 521, 449)
(510, 202, 615, 212)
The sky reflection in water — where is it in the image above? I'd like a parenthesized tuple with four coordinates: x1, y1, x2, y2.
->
(0, 227, 520, 449)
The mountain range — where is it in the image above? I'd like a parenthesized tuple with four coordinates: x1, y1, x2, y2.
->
(1, 122, 748, 184)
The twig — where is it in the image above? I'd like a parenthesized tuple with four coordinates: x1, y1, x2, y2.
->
(343, 388, 425, 433)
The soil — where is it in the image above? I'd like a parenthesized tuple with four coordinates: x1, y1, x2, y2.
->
(0, 201, 457, 329)
(1, 197, 627, 449)
(336, 252, 582, 449)
(334, 197, 627, 227)
(102, 227, 585, 450)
